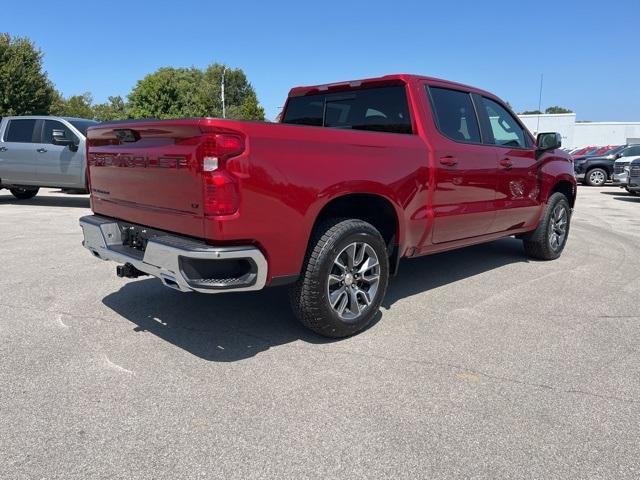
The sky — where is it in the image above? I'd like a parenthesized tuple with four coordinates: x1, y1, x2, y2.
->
(4, 0, 640, 121)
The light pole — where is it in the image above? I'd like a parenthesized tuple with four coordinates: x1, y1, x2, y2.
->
(221, 67, 226, 119)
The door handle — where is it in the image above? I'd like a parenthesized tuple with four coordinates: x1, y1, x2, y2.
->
(0, 146, 7, 152)
(37, 148, 48, 153)
(439, 156, 458, 166)
(500, 158, 513, 170)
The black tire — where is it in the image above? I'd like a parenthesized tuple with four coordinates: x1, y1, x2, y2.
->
(584, 168, 607, 186)
(625, 188, 640, 196)
(10, 187, 39, 200)
(522, 192, 571, 260)
(290, 219, 390, 338)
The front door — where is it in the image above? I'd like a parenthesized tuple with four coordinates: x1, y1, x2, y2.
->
(476, 96, 540, 232)
(427, 86, 498, 244)
(34, 120, 83, 187)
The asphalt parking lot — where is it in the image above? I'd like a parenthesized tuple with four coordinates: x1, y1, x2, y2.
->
(1, 186, 639, 479)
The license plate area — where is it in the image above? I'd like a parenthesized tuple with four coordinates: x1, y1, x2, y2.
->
(118, 223, 166, 252)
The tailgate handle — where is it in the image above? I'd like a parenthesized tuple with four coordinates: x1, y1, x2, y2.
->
(114, 129, 141, 143)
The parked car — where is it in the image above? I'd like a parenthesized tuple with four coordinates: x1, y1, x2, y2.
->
(625, 158, 640, 195)
(79, 74, 576, 338)
(612, 145, 640, 192)
(573, 145, 630, 186)
(0, 116, 98, 199)
(572, 146, 601, 158)
(571, 146, 594, 157)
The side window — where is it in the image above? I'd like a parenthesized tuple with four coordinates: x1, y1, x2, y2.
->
(42, 120, 77, 145)
(428, 87, 481, 143)
(482, 97, 527, 148)
(4, 119, 38, 143)
(282, 86, 413, 134)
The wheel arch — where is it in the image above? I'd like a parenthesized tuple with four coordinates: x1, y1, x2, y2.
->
(584, 162, 612, 177)
(550, 178, 577, 208)
(309, 192, 403, 275)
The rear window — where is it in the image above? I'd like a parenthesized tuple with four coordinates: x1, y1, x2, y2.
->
(5, 119, 38, 143)
(68, 119, 99, 136)
(282, 86, 413, 134)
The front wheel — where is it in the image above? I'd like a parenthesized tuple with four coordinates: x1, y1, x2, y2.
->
(290, 219, 389, 338)
(522, 192, 571, 260)
(10, 187, 39, 200)
(585, 168, 607, 186)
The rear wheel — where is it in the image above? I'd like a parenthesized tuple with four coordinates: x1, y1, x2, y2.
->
(522, 192, 571, 260)
(290, 219, 389, 338)
(585, 168, 607, 186)
(10, 187, 39, 200)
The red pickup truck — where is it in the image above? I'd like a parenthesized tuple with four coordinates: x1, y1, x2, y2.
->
(80, 74, 576, 337)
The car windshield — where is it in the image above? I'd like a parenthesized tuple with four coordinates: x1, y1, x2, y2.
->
(583, 148, 601, 156)
(603, 145, 624, 155)
(68, 119, 99, 136)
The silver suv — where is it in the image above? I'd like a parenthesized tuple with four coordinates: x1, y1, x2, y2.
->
(0, 116, 98, 199)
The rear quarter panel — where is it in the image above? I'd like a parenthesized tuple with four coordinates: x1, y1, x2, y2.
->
(205, 119, 429, 280)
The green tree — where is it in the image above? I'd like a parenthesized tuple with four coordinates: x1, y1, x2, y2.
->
(93, 96, 127, 121)
(0, 33, 55, 115)
(545, 106, 573, 114)
(127, 63, 265, 120)
(50, 91, 94, 118)
(520, 110, 542, 115)
(127, 67, 203, 119)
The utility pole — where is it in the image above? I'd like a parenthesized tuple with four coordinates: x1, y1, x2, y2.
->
(221, 67, 226, 119)
(536, 73, 544, 133)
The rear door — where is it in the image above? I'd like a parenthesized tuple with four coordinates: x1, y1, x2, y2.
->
(0, 119, 39, 184)
(426, 85, 498, 243)
(34, 119, 83, 187)
(475, 95, 540, 232)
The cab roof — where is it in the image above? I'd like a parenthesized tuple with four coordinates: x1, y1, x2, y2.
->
(287, 73, 495, 98)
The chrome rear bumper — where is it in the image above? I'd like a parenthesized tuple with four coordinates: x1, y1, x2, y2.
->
(79, 215, 267, 293)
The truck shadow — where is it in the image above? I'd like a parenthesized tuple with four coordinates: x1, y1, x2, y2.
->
(102, 237, 527, 362)
(384, 238, 527, 307)
(611, 196, 640, 203)
(102, 280, 334, 362)
(0, 193, 90, 208)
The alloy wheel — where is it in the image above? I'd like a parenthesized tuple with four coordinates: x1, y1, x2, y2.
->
(548, 204, 568, 251)
(589, 170, 606, 185)
(326, 242, 381, 321)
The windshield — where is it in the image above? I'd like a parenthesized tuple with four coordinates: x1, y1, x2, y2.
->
(603, 145, 624, 156)
(68, 119, 99, 136)
(582, 148, 600, 156)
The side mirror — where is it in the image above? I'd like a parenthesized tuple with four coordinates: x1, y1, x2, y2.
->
(52, 129, 78, 151)
(536, 132, 562, 151)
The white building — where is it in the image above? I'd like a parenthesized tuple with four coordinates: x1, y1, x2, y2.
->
(517, 113, 640, 149)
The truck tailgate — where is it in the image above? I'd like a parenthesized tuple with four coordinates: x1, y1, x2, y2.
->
(86, 121, 205, 238)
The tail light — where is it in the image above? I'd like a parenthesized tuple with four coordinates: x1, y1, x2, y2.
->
(198, 131, 245, 216)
